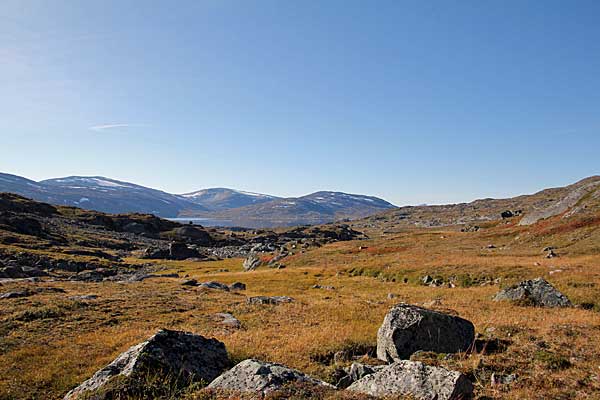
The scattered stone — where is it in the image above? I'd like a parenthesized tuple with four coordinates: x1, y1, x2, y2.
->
(421, 275, 433, 285)
(246, 296, 294, 305)
(546, 249, 558, 258)
(199, 281, 230, 291)
(312, 284, 335, 290)
(377, 304, 475, 361)
(243, 253, 262, 271)
(491, 373, 517, 386)
(387, 293, 398, 300)
(229, 282, 246, 291)
(0, 290, 31, 299)
(181, 279, 198, 286)
(207, 359, 333, 394)
(347, 360, 473, 400)
(493, 278, 572, 307)
(64, 329, 230, 400)
(69, 295, 98, 301)
(213, 313, 241, 329)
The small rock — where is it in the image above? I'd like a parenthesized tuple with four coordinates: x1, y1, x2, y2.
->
(246, 296, 294, 305)
(0, 290, 31, 299)
(213, 313, 241, 329)
(229, 282, 246, 291)
(181, 279, 198, 286)
(387, 293, 398, 300)
(69, 295, 98, 301)
(199, 281, 230, 291)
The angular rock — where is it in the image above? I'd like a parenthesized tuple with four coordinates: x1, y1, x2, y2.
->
(207, 359, 332, 394)
(347, 360, 473, 400)
(200, 281, 230, 291)
(377, 304, 474, 361)
(64, 329, 230, 400)
(181, 279, 199, 286)
(229, 282, 246, 291)
(0, 290, 32, 299)
(246, 296, 294, 305)
(213, 312, 241, 329)
(493, 277, 572, 307)
(243, 253, 262, 271)
(169, 242, 202, 260)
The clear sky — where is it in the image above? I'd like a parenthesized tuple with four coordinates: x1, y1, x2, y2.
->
(1, 0, 599, 206)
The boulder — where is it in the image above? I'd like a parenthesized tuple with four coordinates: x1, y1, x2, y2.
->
(493, 278, 572, 307)
(243, 253, 262, 271)
(169, 242, 202, 260)
(64, 329, 230, 400)
(377, 304, 474, 361)
(337, 362, 385, 388)
(347, 360, 473, 400)
(207, 359, 332, 394)
(247, 296, 294, 305)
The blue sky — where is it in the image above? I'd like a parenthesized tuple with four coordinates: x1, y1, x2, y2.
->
(1, 0, 599, 205)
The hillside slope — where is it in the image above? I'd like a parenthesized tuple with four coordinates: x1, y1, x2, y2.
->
(354, 176, 600, 233)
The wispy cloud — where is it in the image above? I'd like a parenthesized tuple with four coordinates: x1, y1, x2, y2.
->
(89, 123, 148, 132)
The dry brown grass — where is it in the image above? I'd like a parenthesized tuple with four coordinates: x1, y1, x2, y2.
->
(1, 226, 600, 399)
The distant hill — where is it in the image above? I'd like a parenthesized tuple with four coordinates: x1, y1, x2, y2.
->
(182, 191, 397, 227)
(181, 188, 279, 210)
(0, 173, 396, 227)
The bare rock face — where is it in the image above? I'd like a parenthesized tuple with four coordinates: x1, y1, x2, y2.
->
(207, 359, 333, 394)
(377, 304, 474, 362)
(347, 360, 473, 400)
(493, 278, 572, 307)
(64, 329, 230, 399)
(243, 253, 262, 271)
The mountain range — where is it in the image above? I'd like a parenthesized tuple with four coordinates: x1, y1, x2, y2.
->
(0, 173, 396, 227)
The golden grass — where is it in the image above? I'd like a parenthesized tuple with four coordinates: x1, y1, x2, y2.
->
(1, 227, 599, 399)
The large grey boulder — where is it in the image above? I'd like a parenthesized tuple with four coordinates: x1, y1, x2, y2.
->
(207, 359, 333, 394)
(64, 329, 230, 399)
(493, 277, 572, 307)
(377, 304, 474, 362)
(347, 360, 473, 400)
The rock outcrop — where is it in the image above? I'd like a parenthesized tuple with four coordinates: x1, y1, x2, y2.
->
(377, 304, 475, 361)
(243, 253, 262, 271)
(347, 360, 473, 400)
(493, 278, 572, 307)
(64, 329, 230, 399)
(207, 359, 332, 394)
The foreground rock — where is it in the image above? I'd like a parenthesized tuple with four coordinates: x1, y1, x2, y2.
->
(247, 296, 294, 305)
(64, 329, 230, 399)
(207, 359, 332, 394)
(493, 277, 572, 307)
(347, 360, 473, 400)
(336, 362, 385, 388)
(377, 304, 474, 361)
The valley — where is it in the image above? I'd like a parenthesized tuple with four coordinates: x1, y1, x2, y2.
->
(0, 177, 599, 399)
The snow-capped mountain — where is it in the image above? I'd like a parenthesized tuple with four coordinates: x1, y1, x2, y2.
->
(0, 172, 396, 226)
(182, 191, 397, 227)
(181, 188, 279, 210)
